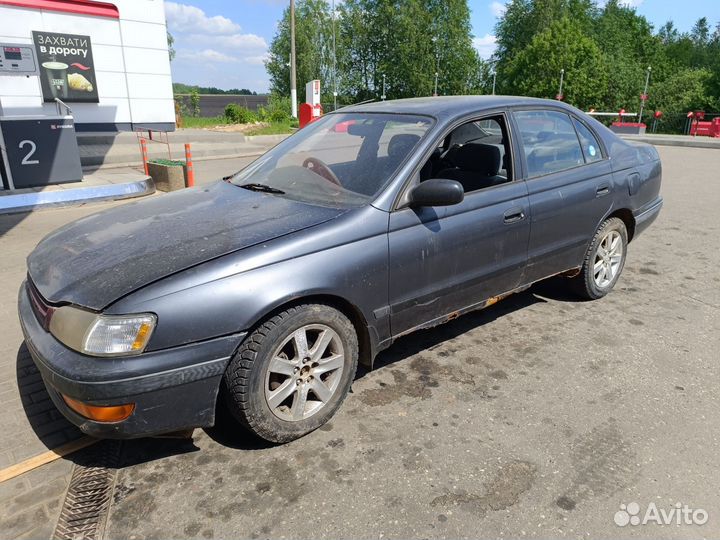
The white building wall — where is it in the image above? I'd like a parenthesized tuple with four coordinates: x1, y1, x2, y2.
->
(0, 0, 174, 130)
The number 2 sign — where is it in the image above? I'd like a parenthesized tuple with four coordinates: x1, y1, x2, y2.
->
(0, 117, 82, 189)
(19, 140, 40, 165)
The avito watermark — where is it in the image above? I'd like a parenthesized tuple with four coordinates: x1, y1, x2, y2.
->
(615, 502, 708, 527)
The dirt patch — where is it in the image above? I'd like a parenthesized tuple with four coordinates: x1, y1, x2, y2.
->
(555, 418, 638, 511)
(206, 122, 270, 133)
(430, 460, 537, 513)
(356, 356, 477, 407)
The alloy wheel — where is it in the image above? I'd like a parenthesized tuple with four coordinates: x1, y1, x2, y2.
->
(593, 230, 623, 288)
(264, 324, 345, 421)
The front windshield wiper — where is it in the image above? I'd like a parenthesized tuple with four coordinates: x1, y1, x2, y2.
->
(237, 183, 285, 194)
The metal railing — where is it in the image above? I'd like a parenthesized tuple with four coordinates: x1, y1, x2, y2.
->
(54, 97, 72, 116)
(586, 110, 720, 135)
(649, 113, 720, 135)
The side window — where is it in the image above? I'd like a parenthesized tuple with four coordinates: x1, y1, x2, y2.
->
(573, 118, 603, 163)
(421, 115, 513, 194)
(514, 110, 584, 178)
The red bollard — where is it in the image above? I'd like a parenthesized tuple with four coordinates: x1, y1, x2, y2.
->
(140, 138, 149, 175)
(184, 143, 195, 187)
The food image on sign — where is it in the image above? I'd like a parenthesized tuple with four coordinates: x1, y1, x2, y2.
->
(32, 31, 99, 103)
(68, 73, 93, 92)
(41, 61, 69, 99)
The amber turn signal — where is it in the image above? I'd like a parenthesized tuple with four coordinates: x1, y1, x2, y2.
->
(62, 395, 135, 423)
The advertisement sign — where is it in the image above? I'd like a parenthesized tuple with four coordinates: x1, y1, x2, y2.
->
(32, 31, 99, 103)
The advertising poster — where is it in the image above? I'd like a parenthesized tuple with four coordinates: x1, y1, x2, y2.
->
(32, 31, 99, 103)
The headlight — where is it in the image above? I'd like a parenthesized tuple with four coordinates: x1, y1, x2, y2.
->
(49, 306, 156, 357)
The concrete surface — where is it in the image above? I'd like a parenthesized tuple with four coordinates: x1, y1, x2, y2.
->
(75, 124, 719, 171)
(621, 133, 720, 149)
(0, 168, 153, 215)
(78, 131, 287, 169)
(0, 146, 718, 539)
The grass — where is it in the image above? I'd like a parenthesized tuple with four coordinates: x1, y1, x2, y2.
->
(244, 120, 298, 136)
(178, 115, 298, 135)
(179, 115, 228, 128)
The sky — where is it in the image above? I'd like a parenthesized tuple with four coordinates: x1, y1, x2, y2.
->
(165, 0, 720, 92)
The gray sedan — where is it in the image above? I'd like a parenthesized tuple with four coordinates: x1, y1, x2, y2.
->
(18, 96, 662, 443)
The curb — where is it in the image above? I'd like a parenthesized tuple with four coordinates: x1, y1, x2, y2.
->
(77, 133, 289, 168)
(0, 178, 155, 215)
(81, 150, 266, 172)
(620, 135, 720, 149)
(79, 146, 266, 168)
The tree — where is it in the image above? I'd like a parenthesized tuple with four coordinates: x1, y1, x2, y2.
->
(189, 89, 200, 117)
(494, 0, 596, 68)
(428, 0, 486, 95)
(266, 0, 483, 102)
(691, 17, 710, 46)
(265, 0, 334, 98)
(262, 0, 719, 115)
(592, 0, 666, 110)
(336, 0, 482, 100)
(649, 67, 715, 113)
(503, 17, 607, 109)
(658, 21, 678, 45)
(167, 31, 175, 62)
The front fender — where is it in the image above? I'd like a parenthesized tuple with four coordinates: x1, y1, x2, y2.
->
(107, 206, 391, 353)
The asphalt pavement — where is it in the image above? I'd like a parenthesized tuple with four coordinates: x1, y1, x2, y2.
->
(0, 146, 719, 539)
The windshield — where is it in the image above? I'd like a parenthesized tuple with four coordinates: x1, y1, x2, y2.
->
(230, 112, 433, 207)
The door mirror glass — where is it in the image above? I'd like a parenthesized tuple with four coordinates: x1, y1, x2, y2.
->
(409, 179, 464, 207)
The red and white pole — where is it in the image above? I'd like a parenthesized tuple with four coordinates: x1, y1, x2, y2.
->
(184, 143, 195, 187)
(140, 138, 149, 175)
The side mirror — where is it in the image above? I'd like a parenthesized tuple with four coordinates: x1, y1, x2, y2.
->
(408, 179, 464, 207)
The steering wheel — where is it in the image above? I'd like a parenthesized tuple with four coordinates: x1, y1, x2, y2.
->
(302, 157, 342, 186)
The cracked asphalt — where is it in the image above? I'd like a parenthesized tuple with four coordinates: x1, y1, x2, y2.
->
(104, 146, 720, 539)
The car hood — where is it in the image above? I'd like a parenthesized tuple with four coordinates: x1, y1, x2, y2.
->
(28, 181, 349, 310)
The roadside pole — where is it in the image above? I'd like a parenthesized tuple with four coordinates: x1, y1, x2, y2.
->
(184, 144, 195, 187)
(290, 0, 298, 118)
(638, 66, 651, 125)
(140, 138, 148, 175)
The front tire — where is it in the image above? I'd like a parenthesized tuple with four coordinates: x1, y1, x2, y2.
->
(223, 304, 358, 443)
(570, 217, 628, 300)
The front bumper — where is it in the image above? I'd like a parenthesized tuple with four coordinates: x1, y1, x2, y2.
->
(18, 282, 246, 438)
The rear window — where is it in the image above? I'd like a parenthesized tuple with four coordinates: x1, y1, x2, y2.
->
(514, 110, 584, 178)
(573, 118, 603, 163)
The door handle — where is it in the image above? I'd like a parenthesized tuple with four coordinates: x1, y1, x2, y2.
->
(596, 184, 611, 197)
(503, 207, 526, 224)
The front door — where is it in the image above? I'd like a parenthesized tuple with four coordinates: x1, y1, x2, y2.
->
(387, 114, 530, 336)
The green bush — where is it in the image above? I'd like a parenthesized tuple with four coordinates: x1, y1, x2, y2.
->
(224, 103, 256, 124)
(189, 89, 200, 117)
(262, 95, 292, 123)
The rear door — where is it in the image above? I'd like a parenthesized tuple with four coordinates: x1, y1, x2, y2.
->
(512, 109, 615, 283)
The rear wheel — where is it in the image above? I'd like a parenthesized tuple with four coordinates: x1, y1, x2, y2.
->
(223, 304, 358, 443)
(570, 217, 628, 300)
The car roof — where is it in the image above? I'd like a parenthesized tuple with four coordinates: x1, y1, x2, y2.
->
(338, 95, 573, 120)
